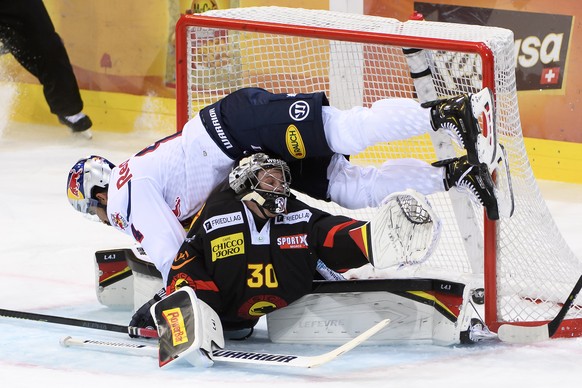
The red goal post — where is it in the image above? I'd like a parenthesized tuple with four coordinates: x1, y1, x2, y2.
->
(175, 6, 582, 337)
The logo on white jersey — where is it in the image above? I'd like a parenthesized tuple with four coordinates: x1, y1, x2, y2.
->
(204, 211, 244, 232)
(110, 212, 128, 230)
(275, 210, 312, 225)
(289, 101, 309, 121)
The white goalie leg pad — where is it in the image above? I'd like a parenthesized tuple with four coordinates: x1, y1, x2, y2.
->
(267, 274, 490, 346)
(196, 297, 225, 356)
(369, 189, 442, 269)
(133, 272, 164, 313)
(94, 250, 134, 310)
(126, 244, 164, 312)
(432, 278, 476, 346)
(268, 291, 437, 345)
(152, 287, 224, 368)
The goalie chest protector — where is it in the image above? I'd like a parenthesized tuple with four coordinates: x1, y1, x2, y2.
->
(199, 87, 332, 161)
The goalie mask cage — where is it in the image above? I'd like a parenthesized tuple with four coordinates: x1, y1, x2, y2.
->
(175, 6, 582, 336)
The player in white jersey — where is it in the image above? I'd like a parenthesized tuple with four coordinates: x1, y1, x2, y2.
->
(67, 87, 500, 283)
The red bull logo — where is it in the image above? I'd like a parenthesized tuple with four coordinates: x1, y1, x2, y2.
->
(67, 168, 84, 200)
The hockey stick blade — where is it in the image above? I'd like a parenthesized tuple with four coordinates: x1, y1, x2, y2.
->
(497, 275, 582, 344)
(61, 318, 390, 368)
(0, 308, 158, 339)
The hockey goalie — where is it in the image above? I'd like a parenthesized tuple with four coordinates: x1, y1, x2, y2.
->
(95, 150, 506, 362)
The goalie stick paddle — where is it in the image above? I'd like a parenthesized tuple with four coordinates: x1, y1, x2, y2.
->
(61, 318, 391, 368)
(0, 308, 158, 339)
(497, 274, 582, 344)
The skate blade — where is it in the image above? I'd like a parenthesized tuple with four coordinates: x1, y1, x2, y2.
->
(72, 128, 93, 140)
(490, 144, 515, 219)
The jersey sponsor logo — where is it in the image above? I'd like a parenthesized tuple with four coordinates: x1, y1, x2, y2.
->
(211, 232, 245, 261)
(238, 295, 287, 319)
(275, 209, 312, 225)
(208, 107, 233, 149)
(161, 308, 189, 346)
(285, 125, 306, 159)
(116, 160, 133, 189)
(289, 100, 310, 121)
(203, 211, 244, 232)
(277, 233, 308, 249)
(110, 212, 128, 230)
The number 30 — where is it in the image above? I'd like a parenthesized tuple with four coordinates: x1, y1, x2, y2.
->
(247, 263, 278, 288)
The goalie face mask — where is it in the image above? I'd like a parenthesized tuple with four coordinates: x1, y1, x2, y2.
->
(67, 155, 115, 217)
(229, 153, 291, 215)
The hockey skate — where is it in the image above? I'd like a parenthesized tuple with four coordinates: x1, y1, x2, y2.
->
(423, 88, 497, 167)
(460, 318, 497, 344)
(433, 155, 503, 220)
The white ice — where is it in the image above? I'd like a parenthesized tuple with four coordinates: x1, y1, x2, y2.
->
(1, 119, 582, 388)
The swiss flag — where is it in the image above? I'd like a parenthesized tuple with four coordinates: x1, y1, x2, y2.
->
(540, 67, 561, 85)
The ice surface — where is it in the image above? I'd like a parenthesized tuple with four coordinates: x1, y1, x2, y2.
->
(1, 121, 581, 388)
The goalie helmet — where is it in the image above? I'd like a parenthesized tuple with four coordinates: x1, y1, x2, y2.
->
(229, 153, 291, 215)
(67, 155, 115, 215)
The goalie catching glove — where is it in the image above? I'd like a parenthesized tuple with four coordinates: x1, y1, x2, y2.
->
(362, 189, 442, 269)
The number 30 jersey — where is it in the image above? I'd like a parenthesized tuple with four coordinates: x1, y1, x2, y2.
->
(166, 189, 368, 331)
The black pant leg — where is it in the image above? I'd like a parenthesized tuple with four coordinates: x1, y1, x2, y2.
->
(0, 0, 83, 116)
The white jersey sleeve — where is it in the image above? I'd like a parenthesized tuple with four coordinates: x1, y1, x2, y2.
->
(105, 116, 234, 284)
(107, 170, 187, 285)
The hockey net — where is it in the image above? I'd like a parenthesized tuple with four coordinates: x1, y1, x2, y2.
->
(175, 6, 582, 336)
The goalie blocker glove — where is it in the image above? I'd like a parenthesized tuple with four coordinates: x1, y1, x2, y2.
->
(434, 155, 499, 220)
(152, 287, 225, 368)
(128, 288, 166, 338)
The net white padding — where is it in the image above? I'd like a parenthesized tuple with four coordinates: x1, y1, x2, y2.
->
(178, 7, 582, 326)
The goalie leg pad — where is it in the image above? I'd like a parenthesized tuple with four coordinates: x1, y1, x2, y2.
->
(94, 250, 134, 309)
(94, 246, 164, 310)
(133, 272, 164, 313)
(151, 287, 224, 368)
(267, 276, 493, 346)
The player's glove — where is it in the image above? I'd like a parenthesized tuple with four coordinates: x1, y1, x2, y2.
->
(128, 288, 166, 338)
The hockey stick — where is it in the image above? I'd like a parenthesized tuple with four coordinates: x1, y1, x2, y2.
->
(0, 308, 158, 339)
(497, 274, 582, 344)
(61, 318, 390, 368)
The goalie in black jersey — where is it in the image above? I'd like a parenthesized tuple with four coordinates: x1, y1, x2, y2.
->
(131, 153, 446, 366)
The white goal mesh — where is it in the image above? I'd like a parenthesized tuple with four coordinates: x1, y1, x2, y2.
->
(175, 6, 582, 334)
